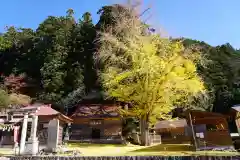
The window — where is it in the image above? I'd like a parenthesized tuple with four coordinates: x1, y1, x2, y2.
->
(160, 131, 172, 138)
(206, 124, 218, 131)
(216, 123, 225, 130)
(206, 123, 225, 131)
(89, 120, 102, 125)
(7, 114, 13, 121)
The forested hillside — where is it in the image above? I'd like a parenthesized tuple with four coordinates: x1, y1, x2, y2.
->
(0, 4, 240, 115)
(182, 39, 240, 113)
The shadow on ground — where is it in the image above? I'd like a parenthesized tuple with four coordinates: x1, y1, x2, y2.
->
(130, 144, 194, 152)
(68, 143, 127, 148)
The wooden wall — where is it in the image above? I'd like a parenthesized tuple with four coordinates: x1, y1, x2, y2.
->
(103, 118, 122, 137)
(235, 117, 240, 133)
(191, 115, 233, 149)
(202, 130, 233, 147)
(155, 127, 191, 144)
(0, 130, 14, 145)
(70, 117, 122, 141)
(71, 119, 92, 139)
(37, 121, 48, 144)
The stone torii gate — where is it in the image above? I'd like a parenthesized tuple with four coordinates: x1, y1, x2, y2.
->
(9, 107, 40, 155)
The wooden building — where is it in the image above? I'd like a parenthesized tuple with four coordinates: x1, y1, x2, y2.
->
(154, 119, 191, 144)
(154, 110, 234, 150)
(69, 91, 124, 144)
(230, 105, 240, 134)
(229, 105, 240, 149)
(186, 110, 234, 150)
(70, 104, 123, 144)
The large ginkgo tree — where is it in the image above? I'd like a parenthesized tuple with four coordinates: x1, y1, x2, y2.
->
(96, 4, 206, 146)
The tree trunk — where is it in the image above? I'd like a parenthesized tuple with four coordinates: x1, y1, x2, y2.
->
(140, 118, 150, 146)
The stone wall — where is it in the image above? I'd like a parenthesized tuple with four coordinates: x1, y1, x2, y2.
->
(7, 156, 240, 160)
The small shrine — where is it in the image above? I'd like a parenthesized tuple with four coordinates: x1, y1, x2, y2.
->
(1, 103, 72, 155)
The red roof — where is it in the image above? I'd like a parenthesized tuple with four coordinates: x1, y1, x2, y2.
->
(23, 104, 59, 116)
(22, 104, 72, 123)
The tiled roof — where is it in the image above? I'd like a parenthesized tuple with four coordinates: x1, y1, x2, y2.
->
(35, 106, 58, 116)
(2, 104, 72, 124)
(154, 119, 188, 129)
(23, 104, 72, 123)
(21, 104, 59, 116)
(72, 104, 119, 118)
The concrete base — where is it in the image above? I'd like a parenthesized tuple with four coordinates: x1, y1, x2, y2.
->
(25, 139, 39, 155)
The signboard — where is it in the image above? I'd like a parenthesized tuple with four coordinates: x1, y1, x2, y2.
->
(199, 132, 204, 138)
(196, 132, 204, 138)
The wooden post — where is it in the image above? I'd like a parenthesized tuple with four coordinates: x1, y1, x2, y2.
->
(189, 111, 198, 150)
(235, 113, 240, 134)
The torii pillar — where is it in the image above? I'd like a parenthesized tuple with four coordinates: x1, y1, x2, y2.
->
(9, 107, 40, 155)
(26, 114, 39, 155)
(19, 113, 29, 154)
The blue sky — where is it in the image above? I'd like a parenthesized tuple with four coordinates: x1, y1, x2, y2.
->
(0, 0, 239, 48)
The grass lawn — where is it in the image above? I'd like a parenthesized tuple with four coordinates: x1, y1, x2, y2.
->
(67, 143, 240, 156)
(0, 143, 238, 156)
(0, 148, 14, 155)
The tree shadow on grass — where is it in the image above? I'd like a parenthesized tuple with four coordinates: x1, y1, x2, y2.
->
(130, 144, 194, 152)
(68, 142, 127, 148)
